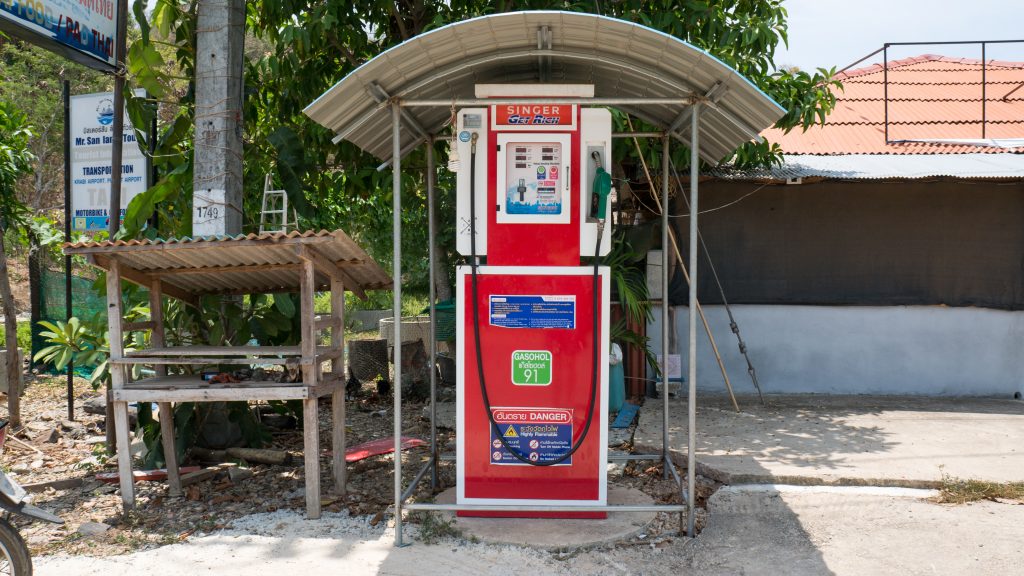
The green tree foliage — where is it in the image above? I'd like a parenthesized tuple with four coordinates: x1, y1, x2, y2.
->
(122, 1, 840, 296)
(0, 40, 109, 213)
(0, 100, 36, 426)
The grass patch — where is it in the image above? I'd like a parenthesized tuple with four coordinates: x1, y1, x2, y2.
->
(0, 320, 31, 355)
(935, 474, 1024, 504)
(410, 511, 462, 544)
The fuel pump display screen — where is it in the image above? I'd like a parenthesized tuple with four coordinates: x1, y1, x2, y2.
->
(505, 142, 563, 216)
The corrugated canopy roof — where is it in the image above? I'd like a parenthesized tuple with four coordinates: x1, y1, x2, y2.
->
(304, 11, 785, 163)
(64, 230, 392, 301)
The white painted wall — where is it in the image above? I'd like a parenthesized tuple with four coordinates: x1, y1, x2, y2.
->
(647, 305, 1024, 397)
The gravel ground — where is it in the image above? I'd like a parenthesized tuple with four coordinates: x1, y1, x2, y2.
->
(35, 486, 1024, 576)
(8, 373, 707, 560)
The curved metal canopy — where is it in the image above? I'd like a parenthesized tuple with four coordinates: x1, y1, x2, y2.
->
(304, 11, 785, 163)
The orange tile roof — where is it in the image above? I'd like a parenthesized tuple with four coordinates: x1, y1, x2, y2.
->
(763, 55, 1024, 155)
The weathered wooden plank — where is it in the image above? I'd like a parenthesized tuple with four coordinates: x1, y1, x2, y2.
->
(94, 254, 198, 305)
(158, 402, 181, 497)
(124, 374, 308, 387)
(331, 277, 346, 495)
(113, 386, 311, 403)
(315, 315, 341, 331)
(180, 463, 237, 487)
(315, 348, 343, 363)
(298, 245, 367, 299)
(125, 345, 302, 357)
(149, 281, 167, 379)
(303, 396, 321, 519)
(122, 320, 155, 331)
(112, 401, 135, 510)
(111, 356, 306, 366)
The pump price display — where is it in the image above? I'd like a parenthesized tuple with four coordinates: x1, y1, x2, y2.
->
(511, 350, 552, 386)
(504, 142, 562, 216)
(489, 407, 573, 466)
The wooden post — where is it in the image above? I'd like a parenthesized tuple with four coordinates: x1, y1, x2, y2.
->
(150, 280, 181, 497)
(299, 260, 321, 519)
(106, 259, 134, 509)
(330, 277, 346, 496)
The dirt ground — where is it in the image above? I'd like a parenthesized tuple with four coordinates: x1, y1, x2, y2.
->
(4, 373, 707, 559)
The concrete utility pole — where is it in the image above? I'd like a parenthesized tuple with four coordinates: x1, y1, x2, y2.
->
(193, 0, 245, 236)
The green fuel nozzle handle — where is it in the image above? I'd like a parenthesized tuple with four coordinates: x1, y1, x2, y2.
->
(593, 166, 612, 221)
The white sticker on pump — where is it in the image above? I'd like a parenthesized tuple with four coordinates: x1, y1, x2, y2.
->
(505, 142, 563, 216)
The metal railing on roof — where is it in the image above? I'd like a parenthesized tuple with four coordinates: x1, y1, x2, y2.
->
(839, 40, 1024, 145)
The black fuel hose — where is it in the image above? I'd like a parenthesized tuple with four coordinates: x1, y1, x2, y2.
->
(468, 133, 602, 466)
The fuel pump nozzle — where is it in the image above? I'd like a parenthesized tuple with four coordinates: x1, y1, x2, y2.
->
(590, 151, 612, 224)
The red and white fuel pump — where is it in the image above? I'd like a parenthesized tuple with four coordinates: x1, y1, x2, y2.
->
(455, 84, 613, 517)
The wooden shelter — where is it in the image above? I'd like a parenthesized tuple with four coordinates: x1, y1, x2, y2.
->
(64, 230, 391, 518)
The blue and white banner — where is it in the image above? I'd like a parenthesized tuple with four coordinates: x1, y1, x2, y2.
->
(0, 0, 117, 69)
(70, 91, 148, 232)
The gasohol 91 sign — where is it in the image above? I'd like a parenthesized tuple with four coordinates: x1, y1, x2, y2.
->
(511, 350, 552, 386)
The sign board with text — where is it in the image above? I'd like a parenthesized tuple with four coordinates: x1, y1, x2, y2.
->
(70, 91, 149, 232)
(0, 0, 118, 71)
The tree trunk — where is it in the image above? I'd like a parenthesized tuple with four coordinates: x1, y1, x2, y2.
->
(432, 247, 451, 303)
(0, 233, 22, 428)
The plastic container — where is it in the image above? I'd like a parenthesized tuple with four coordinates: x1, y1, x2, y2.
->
(608, 343, 625, 413)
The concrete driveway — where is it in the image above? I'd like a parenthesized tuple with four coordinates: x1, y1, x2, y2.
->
(36, 486, 1024, 576)
(634, 394, 1024, 486)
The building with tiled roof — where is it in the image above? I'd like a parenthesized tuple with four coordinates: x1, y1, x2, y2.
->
(652, 54, 1024, 398)
(765, 54, 1024, 156)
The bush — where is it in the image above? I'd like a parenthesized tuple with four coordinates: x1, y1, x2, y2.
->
(0, 320, 31, 355)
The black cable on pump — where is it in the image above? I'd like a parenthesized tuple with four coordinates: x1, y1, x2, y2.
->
(468, 133, 604, 466)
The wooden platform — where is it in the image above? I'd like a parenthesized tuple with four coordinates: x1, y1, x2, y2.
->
(111, 375, 343, 402)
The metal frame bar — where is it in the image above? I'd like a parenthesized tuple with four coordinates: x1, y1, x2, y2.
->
(405, 503, 686, 513)
(687, 104, 702, 537)
(426, 136, 439, 491)
(982, 43, 987, 139)
(400, 97, 694, 107)
(883, 44, 889, 144)
(389, 100, 703, 547)
(661, 135, 671, 482)
(391, 103, 405, 547)
(878, 39, 1024, 144)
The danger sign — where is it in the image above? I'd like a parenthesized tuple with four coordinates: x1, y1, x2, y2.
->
(489, 407, 573, 466)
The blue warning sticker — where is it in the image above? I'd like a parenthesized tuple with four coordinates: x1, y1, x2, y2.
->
(489, 407, 573, 466)
(489, 295, 575, 329)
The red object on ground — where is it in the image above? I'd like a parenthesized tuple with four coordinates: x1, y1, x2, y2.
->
(96, 467, 201, 484)
(342, 436, 425, 463)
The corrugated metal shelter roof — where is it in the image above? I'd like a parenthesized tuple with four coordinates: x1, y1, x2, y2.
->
(709, 153, 1024, 181)
(762, 55, 1024, 155)
(64, 230, 392, 300)
(304, 11, 785, 163)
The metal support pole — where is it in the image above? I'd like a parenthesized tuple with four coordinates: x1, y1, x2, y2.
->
(391, 103, 405, 547)
(982, 43, 987, 139)
(660, 136, 670, 478)
(883, 44, 889, 144)
(426, 136, 439, 490)
(63, 80, 74, 421)
(687, 104, 701, 537)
